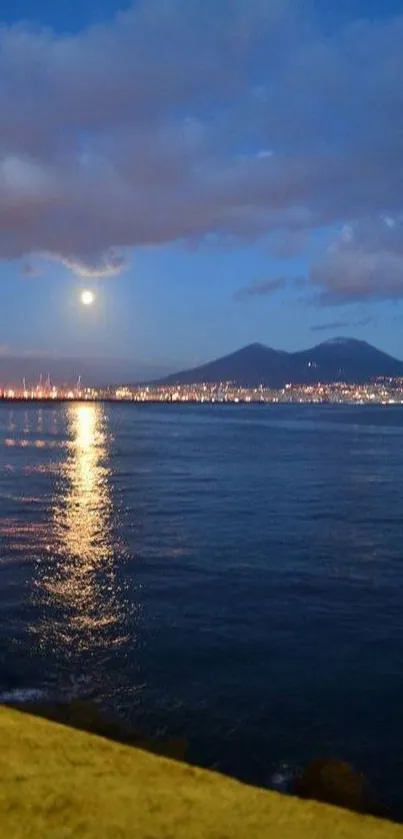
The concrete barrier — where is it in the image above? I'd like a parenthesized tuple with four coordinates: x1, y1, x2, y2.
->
(1, 705, 402, 838)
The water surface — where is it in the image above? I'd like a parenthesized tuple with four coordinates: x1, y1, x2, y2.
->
(1, 402, 403, 814)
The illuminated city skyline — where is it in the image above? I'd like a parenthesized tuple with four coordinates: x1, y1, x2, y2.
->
(2, 379, 403, 407)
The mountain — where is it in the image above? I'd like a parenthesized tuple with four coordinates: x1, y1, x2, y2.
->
(152, 343, 290, 388)
(151, 338, 403, 388)
(290, 338, 403, 384)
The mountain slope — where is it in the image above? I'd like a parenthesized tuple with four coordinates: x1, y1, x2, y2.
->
(153, 343, 291, 388)
(290, 338, 403, 383)
(151, 338, 403, 387)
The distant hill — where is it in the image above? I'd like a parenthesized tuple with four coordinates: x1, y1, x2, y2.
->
(150, 338, 403, 388)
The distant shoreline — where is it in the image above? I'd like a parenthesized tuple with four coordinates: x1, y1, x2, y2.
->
(1, 397, 402, 407)
(0, 397, 265, 405)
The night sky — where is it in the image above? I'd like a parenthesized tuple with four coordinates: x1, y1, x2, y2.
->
(1, 0, 403, 382)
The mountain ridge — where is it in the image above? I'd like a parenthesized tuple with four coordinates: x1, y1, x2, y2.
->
(147, 338, 403, 388)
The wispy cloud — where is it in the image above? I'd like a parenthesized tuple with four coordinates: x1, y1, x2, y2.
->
(310, 316, 374, 332)
(310, 320, 351, 333)
(234, 275, 305, 301)
(234, 276, 286, 301)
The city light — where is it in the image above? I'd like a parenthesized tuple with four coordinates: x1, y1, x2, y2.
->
(2, 379, 403, 404)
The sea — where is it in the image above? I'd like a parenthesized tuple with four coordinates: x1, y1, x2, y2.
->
(1, 401, 403, 816)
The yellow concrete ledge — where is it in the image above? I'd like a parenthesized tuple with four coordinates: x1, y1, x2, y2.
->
(1, 705, 402, 839)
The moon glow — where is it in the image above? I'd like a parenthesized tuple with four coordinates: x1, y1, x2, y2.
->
(81, 290, 95, 306)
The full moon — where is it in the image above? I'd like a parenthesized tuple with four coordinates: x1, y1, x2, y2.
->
(81, 290, 95, 306)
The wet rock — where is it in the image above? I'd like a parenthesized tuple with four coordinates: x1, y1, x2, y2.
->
(294, 757, 387, 818)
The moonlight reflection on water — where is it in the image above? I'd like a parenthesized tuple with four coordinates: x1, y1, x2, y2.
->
(32, 403, 131, 655)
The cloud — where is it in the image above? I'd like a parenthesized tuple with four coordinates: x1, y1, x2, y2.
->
(234, 276, 286, 301)
(21, 262, 42, 278)
(312, 250, 403, 304)
(235, 274, 305, 300)
(310, 320, 352, 333)
(59, 249, 129, 278)
(0, 1, 402, 291)
(310, 217, 403, 303)
(310, 316, 374, 333)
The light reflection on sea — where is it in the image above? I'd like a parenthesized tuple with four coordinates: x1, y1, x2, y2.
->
(30, 403, 132, 655)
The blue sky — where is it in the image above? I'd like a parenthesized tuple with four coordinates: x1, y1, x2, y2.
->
(1, 0, 403, 382)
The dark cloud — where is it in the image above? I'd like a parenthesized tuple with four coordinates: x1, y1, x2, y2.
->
(234, 274, 305, 301)
(234, 276, 286, 301)
(20, 262, 42, 278)
(0, 1, 402, 289)
(310, 316, 374, 333)
(310, 320, 352, 333)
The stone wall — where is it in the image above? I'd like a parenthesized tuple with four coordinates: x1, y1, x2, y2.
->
(1, 705, 402, 839)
